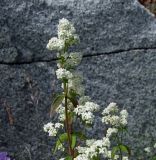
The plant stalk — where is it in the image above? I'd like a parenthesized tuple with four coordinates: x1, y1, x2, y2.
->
(64, 82, 74, 158)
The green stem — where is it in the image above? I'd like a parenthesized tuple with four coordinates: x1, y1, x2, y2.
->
(64, 82, 74, 158)
(119, 146, 123, 160)
(116, 133, 123, 160)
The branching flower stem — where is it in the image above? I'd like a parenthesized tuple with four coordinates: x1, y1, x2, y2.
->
(64, 81, 74, 158)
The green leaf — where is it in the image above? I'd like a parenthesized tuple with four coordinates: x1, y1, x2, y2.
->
(71, 134, 77, 149)
(92, 155, 100, 160)
(65, 156, 72, 160)
(152, 156, 156, 160)
(53, 133, 68, 153)
(111, 146, 120, 159)
(111, 145, 131, 159)
(119, 144, 131, 156)
(50, 93, 65, 117)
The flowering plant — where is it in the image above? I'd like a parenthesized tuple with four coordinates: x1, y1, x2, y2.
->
(44, 18, 130, 160)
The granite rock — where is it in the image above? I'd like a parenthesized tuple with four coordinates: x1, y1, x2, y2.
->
(0, 0, 156, 63)
(0, 0, 156, 159)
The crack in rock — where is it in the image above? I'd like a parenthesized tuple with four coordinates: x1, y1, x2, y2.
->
(0, 47, 156, 65)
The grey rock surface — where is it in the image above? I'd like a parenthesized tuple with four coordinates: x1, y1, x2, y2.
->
(0, 0, 156, 159)
(80, 50, 156, 156)
(1, 0, 156, 63)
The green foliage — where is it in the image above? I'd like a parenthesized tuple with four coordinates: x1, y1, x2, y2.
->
(111, 144, 130, 159)
(152, 156, 156, 160)
(65, 156, 73, 160)
(92, 156, 100, 160)
(54, 133, 68, 153)
(71, 134, 77, 149)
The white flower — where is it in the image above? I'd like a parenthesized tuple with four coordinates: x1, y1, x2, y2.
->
(102, 102, 118, 115)
(43, 122, 53, 132)
(102, 103, 128, 127)
(85, 102, 100, 112)
(144, 147, 151, 153)
(76, 138, 110, 159)
(120, 117, 128, 126)
(120, 110, 128, 118)
(122, 156, 129, 160)
(43, 122, 57, 137)
(102, 115, 120, 126)
(102, 137, 111, 148)
(99, 147, 108, 155)
(58, 18, 79, 44)
(55, 123, 63, 128)
(74, 102, 100, 124)
(58, 18, 75, 33)
(76, 146, 87, 154)
(106, 128, 118, 138)
(154, 143, 156, 148)
(43, 122, 63, 137)
(56, 68, 73, 80)
(86, 139, 96, 146)
(74, 154, 89, 160)
(81, 112, 94, 124)
(47, 37, 64, 51)
(114, 155, 120, 160)
(120, 109, 128, 126)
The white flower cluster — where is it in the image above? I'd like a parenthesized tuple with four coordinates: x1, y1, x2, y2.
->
(106, 127, 118, 138)
(58, 18, 79, 44)
(75, 137, 111, 160)
(47, 18, 79, 52)
(102, 102, 118, 114)
(74, 102, 100, 124)
(43, 122, 63, 137)
(56, 68, 73, 80)
(47, 37, 65, 51)
(120, 109, 128, 126)
(102, 102, 128, 127)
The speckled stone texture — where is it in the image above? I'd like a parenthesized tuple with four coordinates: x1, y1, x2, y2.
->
(0, 0, 156, 159)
